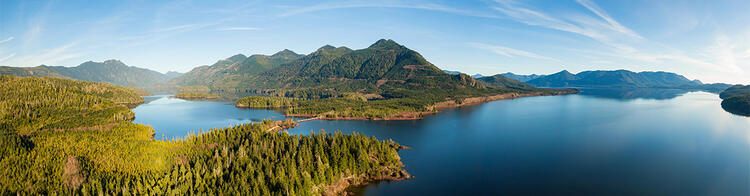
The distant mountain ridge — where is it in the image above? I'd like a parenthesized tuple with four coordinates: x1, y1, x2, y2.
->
(0, 60, 173, 87)
(500, 72, 544, 82)
(526, 70, 729, 91)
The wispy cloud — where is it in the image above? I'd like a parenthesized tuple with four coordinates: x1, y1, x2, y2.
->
(216, 26, 261, 31)
(0, 37, 13, 44)
(468, 42, 559, 61)
(279, 2, 500, 18)
(0, 53, 16, 63)
(492, 0, 641, 53)
(3, 42, 83, 66)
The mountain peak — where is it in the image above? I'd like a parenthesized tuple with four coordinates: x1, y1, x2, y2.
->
(317, 45, 336, 51)
(103, 59, 124, 65)
(368, 39, 402, 49)
(227, 54, 247, 62)
(271, 49, 299, 57)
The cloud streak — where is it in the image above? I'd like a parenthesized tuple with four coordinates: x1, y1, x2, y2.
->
(0, 37, 13, 44)
(279, 2, 501, 18)
(492, 0, 641, 53)
(216, 26, 261, 31)
(468, 42, 559, 61)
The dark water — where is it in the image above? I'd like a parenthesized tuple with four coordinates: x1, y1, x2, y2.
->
(132, 90, 750, 195)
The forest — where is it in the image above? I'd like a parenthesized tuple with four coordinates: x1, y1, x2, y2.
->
(0, 76, 409, 195)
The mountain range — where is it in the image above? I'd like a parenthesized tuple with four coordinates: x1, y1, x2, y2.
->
(172, 39, 489, 95)
(522, 70, 730, 92)
(0, 60, 180, 87)
(500, 72, 544, 82)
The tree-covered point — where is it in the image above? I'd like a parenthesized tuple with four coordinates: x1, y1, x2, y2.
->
(720, 85, 750, 99)
(1, 76, 409, 195)
(719, 85, 750, 116)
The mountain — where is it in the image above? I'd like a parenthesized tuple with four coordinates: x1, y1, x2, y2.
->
(527, 70, 705, 88)
(500, 72, 544, 82)
(0, 60, 171, 87)
(471, 74, 484, 78)
(476, 74, 534, 89)
(173, 39, 485, 93)
(172, 49, 305, 87)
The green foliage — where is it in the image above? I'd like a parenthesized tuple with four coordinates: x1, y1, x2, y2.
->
(1, 76, 407, 195)
(0, 76, 144, 134)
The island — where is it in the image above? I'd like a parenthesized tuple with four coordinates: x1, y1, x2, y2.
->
(0, 75, 410, 195)
(173, 92, 219, 100)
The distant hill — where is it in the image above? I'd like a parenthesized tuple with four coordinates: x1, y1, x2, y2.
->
(500, 72, 544, 82)
(0, 60, 172, 87)
(471, 74, 484, 78)
(443, 70, 461, 75)
(720, 85, 750, 116)
(526, 70, 729, 91)
(165, 71, 183, 79)
(476, 74, 534, 89)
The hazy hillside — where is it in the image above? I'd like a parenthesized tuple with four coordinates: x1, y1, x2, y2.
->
(526, 70, 728, 90)
(476, 74, 534, 89)
(500, 72, 544, 82)
(0, 60, 172, 87)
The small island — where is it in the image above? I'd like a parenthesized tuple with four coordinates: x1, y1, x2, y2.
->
(173, 91, 219, 100)
(173, 85, 219, 100)
(720, 85, 750, 116)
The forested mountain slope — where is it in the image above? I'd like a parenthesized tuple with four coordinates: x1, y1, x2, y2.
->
(0, 60, 172, 87)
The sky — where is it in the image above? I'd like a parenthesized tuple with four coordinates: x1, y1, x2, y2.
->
(1, 0, 749, 84)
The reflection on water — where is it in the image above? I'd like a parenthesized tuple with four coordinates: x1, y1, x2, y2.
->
(577, 88, 703, 100)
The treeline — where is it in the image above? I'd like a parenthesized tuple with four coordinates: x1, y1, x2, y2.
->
(235, 85, 576, 119)
(173, 92, 219, 100)
(0, 76, 409, 195)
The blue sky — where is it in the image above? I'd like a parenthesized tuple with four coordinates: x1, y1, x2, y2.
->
(1, 0, 749, 84)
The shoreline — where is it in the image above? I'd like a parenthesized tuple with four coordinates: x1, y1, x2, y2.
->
(274, 89, 579, 120)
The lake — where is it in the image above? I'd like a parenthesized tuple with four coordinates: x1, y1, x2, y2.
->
(132, 90, 750, 195)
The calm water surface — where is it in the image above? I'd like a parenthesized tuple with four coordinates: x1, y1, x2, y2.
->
(132, 90, 750, 195)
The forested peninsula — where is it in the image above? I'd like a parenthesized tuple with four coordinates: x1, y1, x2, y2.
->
(0, 75, 410, 195)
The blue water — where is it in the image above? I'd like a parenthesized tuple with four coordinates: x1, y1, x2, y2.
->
(132, 95, 296, 139)
(132, 90, 750, 195)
